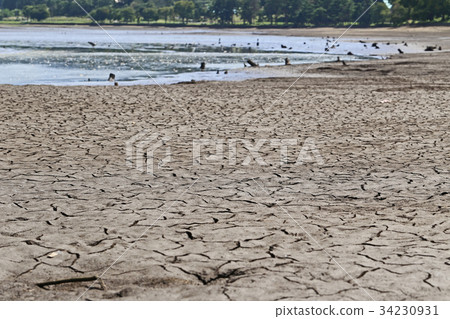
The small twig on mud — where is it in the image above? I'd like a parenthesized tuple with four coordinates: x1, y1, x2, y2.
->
(36, 276, 106, 290)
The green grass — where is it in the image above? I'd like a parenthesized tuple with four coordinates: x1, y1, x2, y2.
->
(0, 20, 23, 24)
(39, 16, 92, 24)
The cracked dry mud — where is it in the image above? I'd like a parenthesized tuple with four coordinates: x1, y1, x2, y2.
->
(0, 52, 449, 300)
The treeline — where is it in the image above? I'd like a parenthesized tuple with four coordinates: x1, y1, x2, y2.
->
(1, 0, 449, 26)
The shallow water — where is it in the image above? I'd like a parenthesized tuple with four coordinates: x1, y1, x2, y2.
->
(0, 27, 390, 86)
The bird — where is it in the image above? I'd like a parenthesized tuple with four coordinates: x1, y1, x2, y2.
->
(88, 41, 96, 47)
(256, 39, 259, 46)
(342, 60, 347, 66)
(398, 48, 404, 54)
(424, 46, 436, 52)
(216, 70, 220, 74)
(224, 70, 228, 75)
(372, 42, 378, 47)
(284, 58, 291, 65)
(281, 44, 287, 49)
(108, 73, 115, 82)
(347, 51, 354, 55)
(200, 62, 206, 70)
(438, 46, 442, 51)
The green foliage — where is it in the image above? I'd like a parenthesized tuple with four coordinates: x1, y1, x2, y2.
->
(263, 0, 279, 24)
(22, 4, 50, 21)
(353, 0, 373, 26)
(311, 7, 329, 26)
(142, 7, 158, 22)
(279, 0, 301, 24)
(90, 6, 111, 21)
(391, 0, 408, 25)
(240, 0, 259, 24)
(158, 6, 174, 22)
(1, 0, 17, 10)
(2, 0, 449, 26)
(212, 0, 238, 24)
(174, 0, 194, 23)
(328, 0, 354, 25)
(117, 7, 135, 22)
(370, 2, 390, 24)
(0, 9, 10, 20)
(295, 0, 314, 26)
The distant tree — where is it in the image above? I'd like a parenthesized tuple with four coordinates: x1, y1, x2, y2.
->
(311, 7, 329, 26)
(443, 0, 450, 20)
(110, 8, 120, 21)
(131, 0, 146, 23)
(142, 7, 159, 22)
(174, 1, 195, 23)
(263, 0, 279, 24)
(29, 4, 50, 21)
(90, 6, 111, 21)
(117, 0, 134, 6)
(13, 8, 21, 20)
(22, 5, 33, 20)
(65, 0, 95, 17)
(369, 1, 390, 24)
(117, 6, 135, 22)
(1, 0, 16, 10)
(390, 0, 408, 24)
(0, 9, 8, 20)
(193, 0, 209, 22)
(212, 0, 238, 24)
(240, 0, 259, 24)
(45, 0, 58, 16)
(94, 0, 114, 6)
(411, 0, 447, 21)
(158, 6, 174, 23)
(295, 0, 314, 26)
(398, 0, 419, 19)
(279, 0, 301, 24)
(327, 0, 355, 25)
(52, 1, 69, 16)
(353, 0, 374, 26)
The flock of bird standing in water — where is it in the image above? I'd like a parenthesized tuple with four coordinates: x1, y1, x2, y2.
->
(86, 36, 443, 85)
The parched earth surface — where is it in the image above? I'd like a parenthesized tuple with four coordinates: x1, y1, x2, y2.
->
(0, 52, 449, 300)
